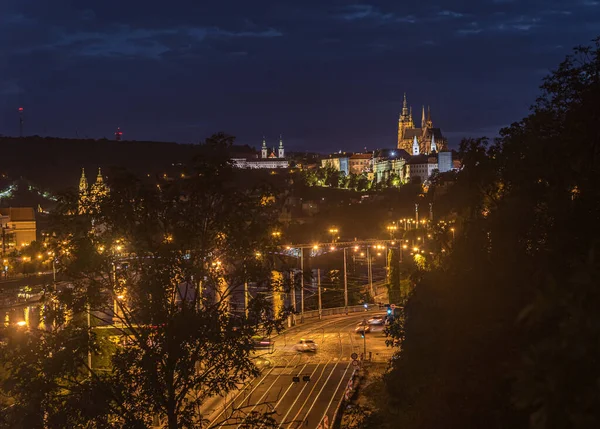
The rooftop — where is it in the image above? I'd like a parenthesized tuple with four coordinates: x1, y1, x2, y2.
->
(0, 207, 36, 222)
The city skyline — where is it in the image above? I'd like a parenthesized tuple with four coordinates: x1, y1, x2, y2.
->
(1, 1, 600, 151)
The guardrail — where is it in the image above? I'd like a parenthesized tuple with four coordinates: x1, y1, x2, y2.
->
(301, 304, 379, 321)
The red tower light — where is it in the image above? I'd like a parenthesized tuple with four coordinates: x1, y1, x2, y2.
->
(18, 107, 23, 112)
(115, 127, 123, 141)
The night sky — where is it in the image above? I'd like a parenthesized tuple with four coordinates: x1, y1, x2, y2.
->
(1, 1, 599, 152)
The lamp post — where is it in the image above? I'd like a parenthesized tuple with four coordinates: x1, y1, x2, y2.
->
(329, 227, 339, 243)
(386, 224, 397, 240)
(343, 247, 348, 315)
(300, 247, 304, 323)
(317, 268, 322, 320)
(450, 227, 455, 241)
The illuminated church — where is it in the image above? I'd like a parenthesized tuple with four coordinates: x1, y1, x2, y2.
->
(397, 93, 447, 154)
(78, 168, 109, 213)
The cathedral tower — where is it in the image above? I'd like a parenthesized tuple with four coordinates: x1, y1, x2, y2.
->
(78, 168, 88, 213)
(398, 93, 415, 148)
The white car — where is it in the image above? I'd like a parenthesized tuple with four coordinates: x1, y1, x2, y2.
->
(367, 315, 385, 325)
(294, 339, 318, 352)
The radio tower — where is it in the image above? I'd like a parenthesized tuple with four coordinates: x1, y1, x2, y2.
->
(18, 107, 24, 137)
(115, 127, 123, 141)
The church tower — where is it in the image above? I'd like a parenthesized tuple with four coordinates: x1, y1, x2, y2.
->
(278, 135, 285, 158)
(412, 136, 420, 156)
(421, 106, 426, 129)
(78, 168, 88, 213)
(261, 136, 268, 159)
(90, 168, 108, 207)
(79, 168, 88, 196)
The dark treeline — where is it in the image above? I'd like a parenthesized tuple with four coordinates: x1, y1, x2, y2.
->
(0, 136, 254, 192)
(358, 39, 600, 429)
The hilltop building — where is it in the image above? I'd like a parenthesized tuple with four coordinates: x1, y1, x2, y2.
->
(232, 136, 289, 169)
(397, 93, 448, 154)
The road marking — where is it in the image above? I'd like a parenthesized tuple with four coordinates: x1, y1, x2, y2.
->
(282, 361, 333, 428)
(297, 319, 359, 427)
(276, 360, 331, 427)
(234, 361, 311, 429)
(315, 362, 353, 428)
(210, 353, 301, 427)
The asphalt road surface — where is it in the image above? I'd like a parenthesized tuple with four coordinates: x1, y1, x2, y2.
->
(204, 311, 390, 429)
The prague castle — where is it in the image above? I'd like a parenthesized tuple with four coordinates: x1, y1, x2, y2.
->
(397, 93, 447, 154)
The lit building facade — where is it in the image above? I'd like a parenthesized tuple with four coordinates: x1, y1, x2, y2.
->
(437, 151, 453, 173)
(349, 153, 373, 174)
(232, 136, 289, 169)
(321, 155, 350, 176)
(405, 155, 439, 184)
(372, 149, 411, 184)
(0, 207, 36, 250)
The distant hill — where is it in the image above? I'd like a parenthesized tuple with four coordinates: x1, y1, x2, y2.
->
(0, 136, 255, 192)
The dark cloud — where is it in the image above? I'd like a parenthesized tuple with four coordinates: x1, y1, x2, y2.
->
(1, 0, 599, 151)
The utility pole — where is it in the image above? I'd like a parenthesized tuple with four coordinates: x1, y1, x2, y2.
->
(317, 268, 322, 320)
(363, 318, 367, 358)
(244, 281, 249, 318)
(290, 270, 296, 326)
(343, 247, 348, 315)
(300, 247, 304, 323)
(87, 303, 92, 378)
(367, 247, 373, 297)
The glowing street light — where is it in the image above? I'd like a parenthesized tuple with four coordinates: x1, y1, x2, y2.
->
(328, 227, 339, 243)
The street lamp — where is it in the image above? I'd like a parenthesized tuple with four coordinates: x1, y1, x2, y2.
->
(386, 224, 398, 239)
(450, 227, 455, 241)
(328, 227, 339, 243)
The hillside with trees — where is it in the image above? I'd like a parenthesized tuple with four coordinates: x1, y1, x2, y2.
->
(357, 39, 600, 429)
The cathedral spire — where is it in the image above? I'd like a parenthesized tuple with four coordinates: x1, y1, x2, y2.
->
(409, 106, 413, 123)
(426, 106, 433, 128)
(430, 134, 437, 153)
(412, 136, 420, 156)
(79, 168, 88, 194)
(401, 92, 408, 117)
(96, 167, 104, 184)
(421, 105, 426, 129)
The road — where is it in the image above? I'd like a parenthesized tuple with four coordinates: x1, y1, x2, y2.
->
(203, 311, 390, 429)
